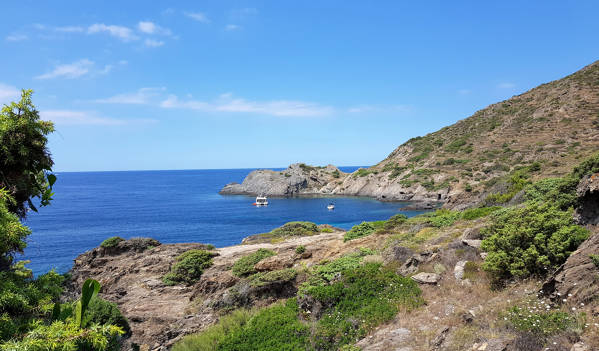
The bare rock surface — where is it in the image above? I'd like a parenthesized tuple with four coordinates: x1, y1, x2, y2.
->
(543, 226, 599, 305)
(411, 272, 441, 285)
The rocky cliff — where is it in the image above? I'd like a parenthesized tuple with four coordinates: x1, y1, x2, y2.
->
(221, 61, 599, 209)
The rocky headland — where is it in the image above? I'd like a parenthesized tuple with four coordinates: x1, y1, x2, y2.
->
(221, 61, 599, 210)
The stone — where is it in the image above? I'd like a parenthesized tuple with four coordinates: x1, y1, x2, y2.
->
(411, 272, 441, 285)
(430, 326, 449, 350)
(462, 227, 481, 240)
(454, 260, 467, 280)
(462, 239, 482, 249)
(571, 342, 589, 351)
(254, 254, 295, 271)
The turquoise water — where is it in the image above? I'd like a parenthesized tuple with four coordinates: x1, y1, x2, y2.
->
(21, 168, 428, 275)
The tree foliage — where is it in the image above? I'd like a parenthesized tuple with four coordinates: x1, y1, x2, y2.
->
(0, 89, 55, 218)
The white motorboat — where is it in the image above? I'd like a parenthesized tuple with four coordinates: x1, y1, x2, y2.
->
(254, 196, 268, 206)
(327, 203, 335, 210)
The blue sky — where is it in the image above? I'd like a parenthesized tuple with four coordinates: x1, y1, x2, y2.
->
(1, 1, 597, 171)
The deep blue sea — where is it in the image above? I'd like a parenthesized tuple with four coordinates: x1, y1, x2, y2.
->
(21, 168, 428, 275)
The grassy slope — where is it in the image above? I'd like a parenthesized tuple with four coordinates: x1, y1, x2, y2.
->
(364, 60, 599, 203)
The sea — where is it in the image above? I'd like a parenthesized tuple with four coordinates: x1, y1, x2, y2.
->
(20, 168, 429, 276)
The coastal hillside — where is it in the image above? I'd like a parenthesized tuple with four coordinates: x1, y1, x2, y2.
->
(222, 61, 599, 208)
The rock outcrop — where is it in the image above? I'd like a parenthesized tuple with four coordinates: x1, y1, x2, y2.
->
(219, 163, 345, 196)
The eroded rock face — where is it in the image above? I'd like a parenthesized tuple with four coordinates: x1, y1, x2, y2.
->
(542, 227, 599, 305)
(575, 173, 599, 225)
(411, 272, 441, 285)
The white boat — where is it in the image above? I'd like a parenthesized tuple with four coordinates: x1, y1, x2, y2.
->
(254, 196, 268, 206)
(327, 203, 335, 210)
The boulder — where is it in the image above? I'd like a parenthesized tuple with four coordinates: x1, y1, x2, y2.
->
(411, 272, 441, 285)
(454, 260, 467, 280)
(462, 239, 482, 249)
(254, 254, 295, 271)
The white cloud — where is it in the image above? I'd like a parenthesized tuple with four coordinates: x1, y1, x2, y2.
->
(35, 59, 95, 80)
(95, 87, 166, 104)
(40, 110, 157, 126)
(185, 12, 210, 23)
(161, 93, 334, 117)
(0, 83, 20, 104)
(5, 33, 28, 41)
(137, 21, 172, 36)
(225, 24, 242, 31)
(35, 59, 121, 80)
(144, 39, 165, 47)
(497, 82, 516, 89)
(88, 24, 138, 42)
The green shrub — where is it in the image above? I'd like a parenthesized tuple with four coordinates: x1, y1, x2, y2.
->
(0, 320, 123, 351)
(420, 209, 461, 228)
(591, 254, 599, 268)
(309, 249, 375, 282)
(461, 206, 501, 220)
(383, 214, 408, 230)
(100, 236, 124, 249)
(295, 246, 306, 254)
(217, 299, 310, 351)
(163, 250, 215, 285)
(248, 269, 297, 288)
(524, 177, 578, 210)
(83, 298, 131, 335)
(354, 168, 373, 178)
(485, 168, 532, 204)
(571, 152, 599, 180)
(319, 227, 333, 233)
(270, 222, 319, 237)
(0, 191, 31, 268)
(344, 222, 376, 241)
(481, 203, 589, 284)
(304, 263, 423, 349)
(172, 309, 253, 351)
(231, 249, 276, 277)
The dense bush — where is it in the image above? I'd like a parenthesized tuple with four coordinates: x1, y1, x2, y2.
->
(305, 263, 423, 349)
(524, 177, 578, 210)
(248, 268, 297, 288)
(461, 206, 501, 220)
(217, 299, 310, 351)
(343, 222, 375, 241)
(1, 320, 123, 351)
(163, 249, 215, 285)
(294, 245, 305, 254)
(100, 236, 124, 249)
(591, 254, 599, 268)
(481, 203, 589, 284)
(0, 90, 56, 218)
(269, 221, 319, 237)
(172, 309, 253, 351)
(383, 214, 408, 230)
(231, 249, 275, 277)
(571, 152, 599, 180)
(83, 298, 131, 335)
(419, 209, 462, 228)
(0, 191, 31, 268)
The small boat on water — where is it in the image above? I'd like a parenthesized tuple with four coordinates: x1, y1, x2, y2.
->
(327, 203, 335, 210)
(254, 195, 268, 206)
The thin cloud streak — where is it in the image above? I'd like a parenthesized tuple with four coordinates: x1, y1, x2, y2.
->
(185, 12, 210, 23)
(0, 83, 20, 104)
(35, 59, 94, 79)
(94, 88, 166, 104)
(41, 110, 157, 126)
(88, 24, 139, 42)
(161, 93, 335, 117)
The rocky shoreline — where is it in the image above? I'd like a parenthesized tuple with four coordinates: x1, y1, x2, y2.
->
(219, 162, 453, 205)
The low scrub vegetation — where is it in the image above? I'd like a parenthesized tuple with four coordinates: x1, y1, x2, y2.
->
(163, 249, 216, 285)
(343, 221, 385, 241)
(100, 236, 125, 248)
(175, 251, 422, 351)
(231, 249, 276, 277)
(504, 299, 582, 339)
(248, 268, 297, 288)
(481, 203, 588, 284)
